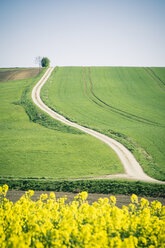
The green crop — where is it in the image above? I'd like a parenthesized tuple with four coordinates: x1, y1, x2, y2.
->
(0, 69, 123, 179)
(41, 67, 165, 180)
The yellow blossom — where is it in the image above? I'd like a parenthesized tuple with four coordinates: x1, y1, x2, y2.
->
(0, 185, 165, 248)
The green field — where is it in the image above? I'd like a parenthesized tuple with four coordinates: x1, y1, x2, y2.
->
(41, 67, 165, 181)
(0, 69, 123, 179)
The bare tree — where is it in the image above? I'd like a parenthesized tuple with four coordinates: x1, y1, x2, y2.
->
(35, 56, 42, 72)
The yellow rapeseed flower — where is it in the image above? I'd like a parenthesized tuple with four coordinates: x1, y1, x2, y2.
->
(0, 186, 165, 247)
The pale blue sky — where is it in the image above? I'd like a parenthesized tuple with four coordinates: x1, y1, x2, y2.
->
(0, 0, 165, 67)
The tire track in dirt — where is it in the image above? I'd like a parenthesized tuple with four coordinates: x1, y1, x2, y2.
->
(32, 67, 164, 184)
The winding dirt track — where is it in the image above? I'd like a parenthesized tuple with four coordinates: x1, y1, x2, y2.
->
(32, 67, 164, 184)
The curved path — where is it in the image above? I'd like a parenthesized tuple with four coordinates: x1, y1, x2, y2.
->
(32, 67, 164, 183)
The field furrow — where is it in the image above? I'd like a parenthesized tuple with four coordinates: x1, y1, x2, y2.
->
(144, 67, 165, 92)
(85, 68, 161, 126)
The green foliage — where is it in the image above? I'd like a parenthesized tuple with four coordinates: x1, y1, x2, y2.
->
(41, 67, 165, 180)
(41, 57, 50, 67)
(0, 178, 165, 197)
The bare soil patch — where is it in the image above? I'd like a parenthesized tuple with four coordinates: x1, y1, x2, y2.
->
(0, 68, 41, 82)
(6, 190, 165, 208)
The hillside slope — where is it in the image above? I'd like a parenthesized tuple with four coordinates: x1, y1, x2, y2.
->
(0, 69, 123, 179)
(41, 67, 165, 180)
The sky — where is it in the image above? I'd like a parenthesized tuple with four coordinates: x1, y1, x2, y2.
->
(0, 0, 165, 67)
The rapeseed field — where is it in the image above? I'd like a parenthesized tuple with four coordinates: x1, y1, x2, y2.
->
(0, 185, 164, 247)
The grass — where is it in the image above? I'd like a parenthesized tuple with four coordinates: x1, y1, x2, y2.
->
(41, 67, 165, 181)
(0, 69, 123, 179)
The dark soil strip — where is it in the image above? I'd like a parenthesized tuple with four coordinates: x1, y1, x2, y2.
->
(6, 190, 165, 208)
(0, 68, 41, 82)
